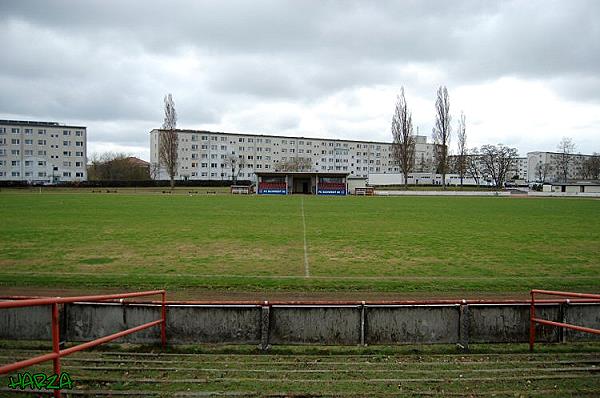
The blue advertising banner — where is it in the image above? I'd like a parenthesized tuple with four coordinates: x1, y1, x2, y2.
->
(317, 189, 346, 196)
(259, 188, 287, 195)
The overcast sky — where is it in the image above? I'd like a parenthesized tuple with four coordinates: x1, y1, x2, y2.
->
(1, 1, 599, 160)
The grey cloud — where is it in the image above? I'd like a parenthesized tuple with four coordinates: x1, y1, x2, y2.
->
(0, 0, 599, 157)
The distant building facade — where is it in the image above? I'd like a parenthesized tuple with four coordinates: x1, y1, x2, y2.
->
(448, 154, 528, 185)
(149, 129, 438, 182)
(0, 120, 87, 183)
(527, 151, 597, 183)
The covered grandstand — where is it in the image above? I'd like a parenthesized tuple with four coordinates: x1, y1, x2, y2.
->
(255, 172, 349, 195)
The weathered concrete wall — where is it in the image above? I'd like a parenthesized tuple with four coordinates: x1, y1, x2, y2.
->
(469, 304, 560, 343)
(367, 305, 459, 344)
(65, 303, 161, 344)
(565, 304, 600, 342)
(166, 305, 261, 344)
(269, 306, 360, 345)
(0, 306, 52, 340)
(1, 301, 599, 346)
(65, 303, 261, 344)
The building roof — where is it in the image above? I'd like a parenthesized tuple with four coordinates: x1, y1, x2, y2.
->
(546, 181, 600, 186)
(150, 128, 429, 146)
(0, 119, 87, 129)
(527, 151, 597, 157)
(124, 157, 150, 167)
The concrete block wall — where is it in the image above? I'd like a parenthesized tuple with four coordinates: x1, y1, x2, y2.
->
(1, 301, 599, 347)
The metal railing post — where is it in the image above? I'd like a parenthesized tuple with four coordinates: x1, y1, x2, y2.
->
(51, 303, 61, 398)
(161, 291, 167, 349)
(529, 291, 535, 352)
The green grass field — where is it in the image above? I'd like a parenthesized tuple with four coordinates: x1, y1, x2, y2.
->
(0, 192, 598, 295)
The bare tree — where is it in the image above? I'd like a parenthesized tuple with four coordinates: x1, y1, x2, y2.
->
(478, 144, 518, 188)
(581, 153, 600, 180)
(416, 153, 432, 173)
(464, 148, 484, 186)
(432, 86, 451, 189)
(149, 162, 161, 180)
(535, 162, 553, 183)
(87, 152, 150, 181)
(391, 87, 416, 188)
(276, 157, 312, 172)
(224, 154, 246, 183)
(159, 93, 178, 190)
(554, 137, 576, 183)
(455, 112, 467, 188)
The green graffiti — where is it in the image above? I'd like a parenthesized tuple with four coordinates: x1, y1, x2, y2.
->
(7, 372, 73, 390)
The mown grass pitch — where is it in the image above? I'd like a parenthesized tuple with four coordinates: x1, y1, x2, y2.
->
(0, 192, 598, 294)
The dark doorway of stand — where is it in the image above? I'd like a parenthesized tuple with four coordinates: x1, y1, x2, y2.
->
(293, 178, 311, 194)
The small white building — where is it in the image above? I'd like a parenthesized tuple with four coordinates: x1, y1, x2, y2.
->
(543, 182, 600, 193)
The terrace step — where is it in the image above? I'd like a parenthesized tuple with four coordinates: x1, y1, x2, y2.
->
(1, 345, 599, 397)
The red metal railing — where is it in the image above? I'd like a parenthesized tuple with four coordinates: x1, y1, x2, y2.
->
(529, 289, 600, 351)
(0, 290, 166, 397)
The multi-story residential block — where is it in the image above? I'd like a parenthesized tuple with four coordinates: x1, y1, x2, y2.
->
(514, 157, 529, 181)
(447, 154, 528, 185)
(0, 120, 87, 183)
(527, 151, 596, 183)
(149, 129, 438, 182)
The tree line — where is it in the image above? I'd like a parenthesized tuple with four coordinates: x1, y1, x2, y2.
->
(392, 85, 520, 189)
(391, 87, 599, 188)
(87, 152, 150, 181)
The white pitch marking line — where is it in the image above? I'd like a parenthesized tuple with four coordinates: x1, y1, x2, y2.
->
(301, 196, 310, 277)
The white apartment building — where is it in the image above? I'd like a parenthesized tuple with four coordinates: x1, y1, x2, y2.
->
(150, 129, 437, 182)
(0, 120, 87, 183)
(448, 154, 528, 184)
(527, 151, 596, 183)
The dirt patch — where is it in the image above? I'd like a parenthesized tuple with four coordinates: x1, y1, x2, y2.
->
(79, 257, 115, 265)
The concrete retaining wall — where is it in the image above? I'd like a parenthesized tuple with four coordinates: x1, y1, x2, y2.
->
(1, 302, 599, 347)
(375, 191, 511, 196)
(528, 192, 600, 197)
